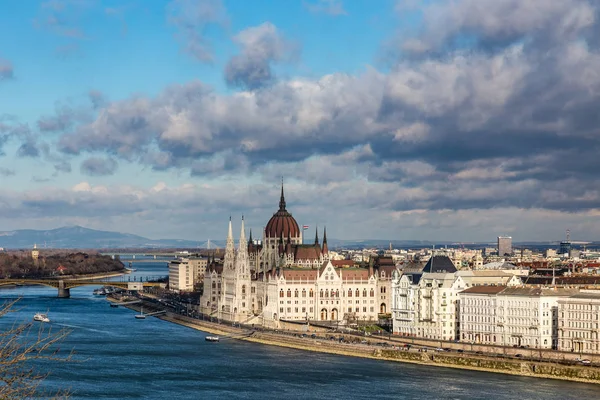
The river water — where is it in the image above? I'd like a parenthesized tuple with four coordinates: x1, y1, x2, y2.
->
(0, 258, 598, 399)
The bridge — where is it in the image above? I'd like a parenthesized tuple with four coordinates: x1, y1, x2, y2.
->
(0, 279, 162, 298)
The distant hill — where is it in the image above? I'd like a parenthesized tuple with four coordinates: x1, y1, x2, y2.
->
(0, 225, 584, 250)
(0, 226, 201, 249)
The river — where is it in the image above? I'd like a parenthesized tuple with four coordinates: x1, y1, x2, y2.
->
(0, 258, 598, 399)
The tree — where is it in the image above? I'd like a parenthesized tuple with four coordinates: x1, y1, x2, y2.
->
(0, 299, 72, 399)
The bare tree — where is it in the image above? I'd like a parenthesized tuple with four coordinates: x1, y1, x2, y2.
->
(0, 299, 72, 399)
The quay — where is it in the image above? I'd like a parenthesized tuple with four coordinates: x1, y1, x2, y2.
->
(108, 295, 600, 385)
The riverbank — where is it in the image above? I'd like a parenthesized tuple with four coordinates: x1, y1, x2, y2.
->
(110, 297, 600, 385)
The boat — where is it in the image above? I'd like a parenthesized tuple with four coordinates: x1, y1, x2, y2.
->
(93, 288, 107, 296)
(33, 313, 50, 323)
(135, 307, 146, 319)
(205, 336, 220, 342)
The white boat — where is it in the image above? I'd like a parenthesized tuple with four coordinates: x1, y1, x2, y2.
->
(135, 307, 146, 319)
(205, 336, 219, 342)
(33, 313, 50, 323)
(93, 288, 107, 296)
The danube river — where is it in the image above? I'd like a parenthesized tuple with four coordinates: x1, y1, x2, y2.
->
(1, 259, 598, 399)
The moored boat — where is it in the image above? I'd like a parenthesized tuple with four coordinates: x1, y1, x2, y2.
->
(205, 336, 219, 342)
(135, 306, 146, 319)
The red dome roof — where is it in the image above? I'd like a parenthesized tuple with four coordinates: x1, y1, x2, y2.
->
(265, 184, 300, 239)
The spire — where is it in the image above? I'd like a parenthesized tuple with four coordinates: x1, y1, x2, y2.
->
(314, 226, 319, 245)
(224, 217, 235, 270)
(238, 216, 247, 251)
(279, 177, 287, 211)
(248, 229, 253, 245)
(322, 226, 328, 255)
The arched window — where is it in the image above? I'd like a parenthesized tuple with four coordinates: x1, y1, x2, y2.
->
(309, 289, 314, 297)
(335, 289, 339, 297)
(242, 285, 246, 295)
(294, 289, 299, 298)
(370, 289, 374, 297)
(363, 289, 367, 297)
(355, 289, 360, 297)
(279, 290, 284, 298)
(287, 289, 292, 298)
(348, 289, 352, 297)
(212, 282, 216, 289)
(320, 289, 324, 298)
(302, 289, 306, 298)
(325, 289, 329, 298)
(380, 303, 386, 313)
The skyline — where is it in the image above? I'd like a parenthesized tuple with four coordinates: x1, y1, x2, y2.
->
(1, 0, 600, 242)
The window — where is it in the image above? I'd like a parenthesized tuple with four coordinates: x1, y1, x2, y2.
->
(302, 289, 306, 298)
(355, 289, 360, 297)
(294, 289, 299, 298)
(370, 289, 374, 297)
(287, 289, 292, 298)
(279, 290, 284, 298)
(363, 289, 367, 297)
(310, 289, 314, 297)
(348, 289, 352, 297)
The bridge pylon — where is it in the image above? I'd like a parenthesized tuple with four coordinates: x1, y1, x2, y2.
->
(58, 280, 70, 298)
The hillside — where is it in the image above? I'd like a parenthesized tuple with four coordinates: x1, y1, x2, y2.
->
(0, 226, 200, 249)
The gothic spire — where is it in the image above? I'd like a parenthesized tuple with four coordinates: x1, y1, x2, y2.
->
(322, 226, 329, 255)
(226, 216, 234, 250)
(314, 226, 319, 245)
(224, 217, 235, 270)
(279, 177, 287, 211)
(238, 216, 247, 251)
(248, 228, 253, 245)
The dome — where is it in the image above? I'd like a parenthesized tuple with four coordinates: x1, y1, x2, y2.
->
(265, 184, 300, 239)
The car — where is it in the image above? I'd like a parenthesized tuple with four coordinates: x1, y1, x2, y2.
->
(515, 354, 523, 358)
(579, 359, 592, 366)
(475, 351, 483, 355)
(310, 334, 316, 339)
(457, 349, 464, 353)
(435, 348, 444, 352)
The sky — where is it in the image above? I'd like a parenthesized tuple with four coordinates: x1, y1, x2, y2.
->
(1, 0, 600, 243)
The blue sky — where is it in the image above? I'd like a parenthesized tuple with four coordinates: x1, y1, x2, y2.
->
(1, 0, 600, 243)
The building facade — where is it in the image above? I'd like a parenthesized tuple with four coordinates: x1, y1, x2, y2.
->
(498, 236, 512, 257)
(392, 259, 523, 341)
(459, 286, 506, 344)
(558, 292, 600, 353)
(199, 184, 394, 326)
(169, 259, 194, 292)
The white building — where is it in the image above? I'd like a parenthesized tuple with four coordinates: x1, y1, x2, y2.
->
(558, 292, 600, 353)
(392, 259, 523, 341)
(391, 256, 463, 340)
(459, 286, 507, 344)
(496, 287, 576, 349)
(169, 259, 194, 292)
